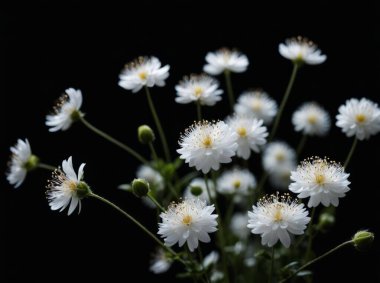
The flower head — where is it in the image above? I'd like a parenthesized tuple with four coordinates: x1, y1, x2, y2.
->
(46, 88, 83, 132)
(184, 178, 215, 203)
(230, 213, 250, 239)
(158, 198, 218, 252)
(149, 248, 172, 274)
(292, 102, 331, 136)
(262, 142, 296, 174)
(137, 165, 164, 191)
(227, 115, 268, 159)
(177, 120, 238, 174)
(279, 36, 327, 65)
(289, 157, 350, 207)
(217, 168, 256, 195)
(234, 91, 278, 125)
(118, 56, 170, 93)
(175, 74, 223, 106)
(46, 156, 90, 215)
(203, 48, 249, 75)
(336, 98, 380, 140)
(247, 193, 310, 248)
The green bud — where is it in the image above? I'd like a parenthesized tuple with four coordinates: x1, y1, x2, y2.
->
(352, 230, 374, 251)
(76, 181, 92, 199)
(132, 178, 150, 197)
(190, 186, 203, 196)
(317, 212, 335, 232)
(23, 155, 39, 171)
(138, 125, 155, 144)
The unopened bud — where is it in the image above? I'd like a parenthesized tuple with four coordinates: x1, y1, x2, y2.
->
(317, 213, 335, 232)
(138, 125, 155, 144)
(352, 230, 374, 251)
(132, 178, 150, 197)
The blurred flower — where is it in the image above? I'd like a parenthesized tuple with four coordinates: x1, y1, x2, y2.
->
(262, 142, 296, 174)
(203, 48, 249, 75)
(184, 177, 215, 203)
(268, 165, 295, 190)
(203, 251, 219, 268)
(230, 213, 250, 239)
(217, 168, 256, 196)
(137, 165, 164, 191)
(292, 102, 331, 136)
(149, 248, 172, 274)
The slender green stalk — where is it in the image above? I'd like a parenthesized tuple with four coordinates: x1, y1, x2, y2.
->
(256, 171, 269, 198)
(269, 246, 275, 283)
(305, 207, 316, 262)
(296, 135, 308, 156)
(269, 63, 299, 141)
(224, 70, 235, 111)
(37, 163, 56, 171)
(344, 137, 358, 169)
(144, 87, 171, 162)
(147, 192, 165, 212)
(148, 142, 158, 162)
(167, 181, 179, 198)
(80, 117, 148, 165)
(196, 101, 202, 121)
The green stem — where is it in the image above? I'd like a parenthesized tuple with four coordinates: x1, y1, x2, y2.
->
(280, 240, 353, 283)
(148, 142, 159, 162)
(224, 70, 235, 111)
(37, 163, 56, 171)
(80, 117, 148, 165)
(305, 207, 316, 262)
(256, 171, 269, 199)
(269, 63, 299, 141)
(344, 137, 358, 169)
(196, 101, 202, 121)
(144, 87, 171, 162)
(269, 246, 275, 283)
(296, 135, 308, 156)
(147, 192, 165, 212)
(198, 248, 211, 283)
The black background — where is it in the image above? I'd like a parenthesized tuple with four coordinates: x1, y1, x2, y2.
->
(2, 1, 379, 282)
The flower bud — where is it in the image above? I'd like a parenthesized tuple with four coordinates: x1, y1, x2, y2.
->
(317, 212, 335, 232)
(190, 185, 203, 196)
(138, 125, 155, 144)
(352, 230, 374, 251)
(76, 181, 92, 199)
(132, 178, 150, 197)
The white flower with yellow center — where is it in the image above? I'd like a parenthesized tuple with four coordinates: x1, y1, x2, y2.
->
(203, 48, 249, 75)
(175, 74, 223, 106)
(289, 157, 350, 207)
(279, 36, 327, 65)
(247, 193, 310, 248)
(149, 248, 172, 274)
(46, 156, 89, 215)
(158, 198, 218, 252)
(292, 102, 331, 136)
(336, 98, 380, 140)
(184, 178, 215, 203)
(234, 91, 278, 125)
(217, 168, 256, 195)
(177, 121, 238, 174)
(262, 142, 296, 174)
(227, 115, 268, 159)
(230, 213, 250, 239)
(118, 56, 170, 93)
(46, 88, 83, 132)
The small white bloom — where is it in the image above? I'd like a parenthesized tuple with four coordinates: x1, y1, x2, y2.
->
(149, 248, 172, 274)
(230, 213, 250, 239)
(292, 102, 331, 136)
(289, 157, 350, 207)
(262, 142, 296, 174)
(203, 48, 249, 75)
(158, 198, 218, 252)
(46, 156, 87, 215)
(247, 193, 310, 248)
(227, 115, 268, 159)
(217, 168, 256, 195)
(203, 251, 219, 268)
(136, 165, 164, 191)
(336, 98, 380, 140)
(119, 56, 170, 93)
(177, 121, 238, 174)
(6, 139, 33, 188)
(210, 270, 224, 282)
(175, 74, 223, 106)
(234, 91, 278, 125)
(46, 88, 83, 132)
(184, 178, 215, 203)
(279, 36, 327, 65)
(268, 165, 296, 190)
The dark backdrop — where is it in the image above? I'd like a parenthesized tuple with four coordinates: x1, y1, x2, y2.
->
(2, 1, 379, 282)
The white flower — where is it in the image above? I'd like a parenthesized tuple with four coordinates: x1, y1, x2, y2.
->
(289, 157, 350, 207)
(262, 142, 296, 174)
(46, 88, 83, 132)
(136, 165, 164, 191)
(210, 270, 224, 282)
(158, 198, 218, 252)
(46, 156, 87, 215)
(217, 168, 256, 195)
(279, 36, 327, 65)
(336, 98, 380, 140)
(247, 193, 310, 248)
(149, 248, 172, 274)
(292, 102, 331, 136)
(234, 91, 278, 125)
(203, 48, 249, 75)
(203, 251, 219, 268)
(118, 56, 170, 93)
(7, 139, 34, 188)
(175, 74, 223, 106)
(184, 178, 215, 203)
(268, 165, 296, 190)
(230, 213, 250, 239)
(177, 121, 238, 174)
(227, 115, 268, 159)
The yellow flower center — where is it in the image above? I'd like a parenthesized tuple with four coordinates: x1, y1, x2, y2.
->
(139, 71, 148, 80)
(202, 136, 213, 148)
(182, 215, 192, 226)
(315, 174, 325, 185)
(307, 115, 317, 125)
(356, 114, 366, 123)
(275, 153, 285, 162)
(274, 208, 283, 222)
(65, 180, 77, 192)
(251, 100, 262, 111)
(233, 180, 241, 189)
(194, 86, 204, 97)
(237, 127, 247, 137)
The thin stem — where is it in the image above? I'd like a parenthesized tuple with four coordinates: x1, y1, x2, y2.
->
(269, 63, 299, 141)
(344, 137, 358, 169)
(196, 101, 202, 121)
(224, 70, 235, 111)
(80, 117, 148, 165)
(148, 142, 159, 162)
(280, 240, 353, 283)
(167, 181, 179, 198)
(37, 163, 56, 171)
(256, 171, 269, 198)
(269, 246, 275, 283)
(305, 207, 316, 262)
(198, 248, 211, 283)
(147, 192, 165, 212)
(144, 87, 171, 162)
(296, 135, 308, 156)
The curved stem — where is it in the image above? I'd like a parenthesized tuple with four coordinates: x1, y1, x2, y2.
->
(148, 142, 158, 162)
(224, 70, 235, 111)
(147, 192, 165, 212)
(196, 101, 202, 121)
(296, 135, 308, 156)
(344, 137, 358, 169)
(37, 163, 56, 171)
(269, 63, 299, 141)
(79, 117, 148, 165)
(269, 246, 275, 283)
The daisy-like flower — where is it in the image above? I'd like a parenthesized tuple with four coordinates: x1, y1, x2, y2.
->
(227, 115, 268, 159)
(336, 98, 380, 140)
(6, 139, 37, 188)
(217, 168, 256, 195)
(292, 102, 331, 136)
(203, 48, 249, 75)
(262, 142, 296, 174)
(234, 91, 278, 125)
(175, 74, 223, 106)
(279, 36, 327, 65)
(247, 193, 310, 248)
(177, 120, 238, 174)
(289, 157, 350, 207)
(46, 88, 83, 132)
(184, 178, 215, 203)
(158, 198, 218, 252)
(149, 248, 172, 274)
(230, 213, 250, 239)
(136, 165, 164, 191)
(118, 56, 170, 93)
(46, 156, 90, 215)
